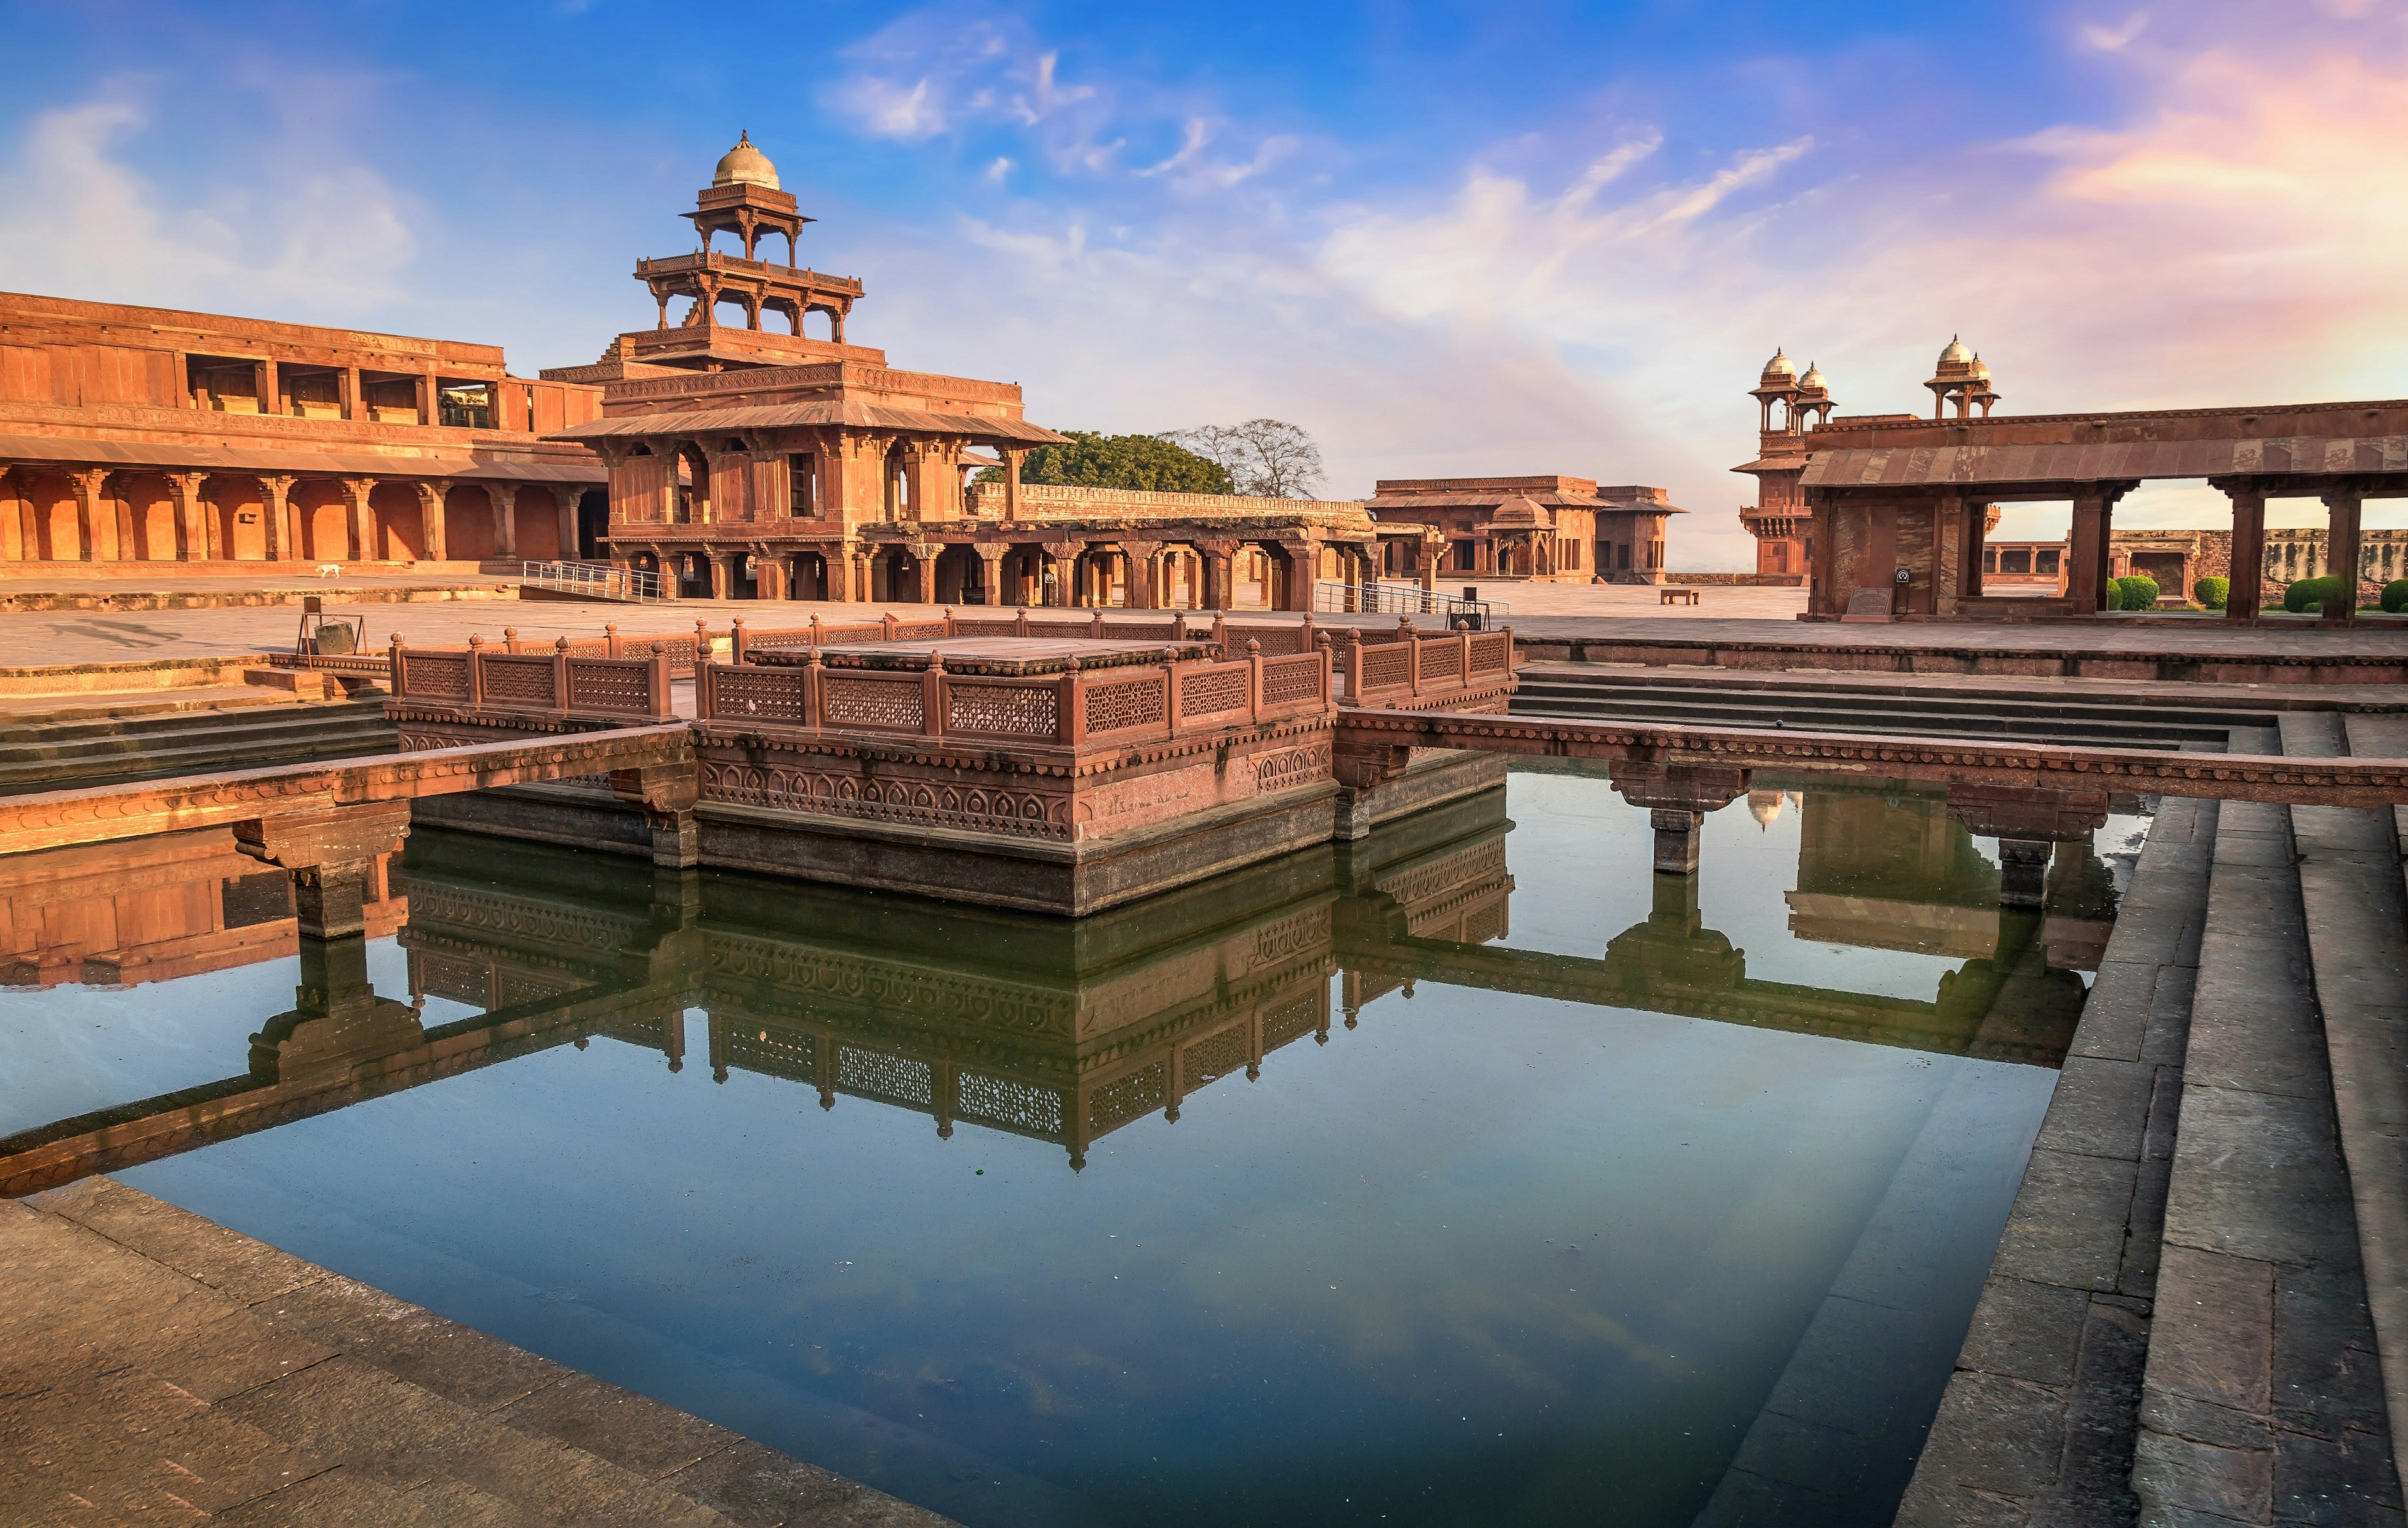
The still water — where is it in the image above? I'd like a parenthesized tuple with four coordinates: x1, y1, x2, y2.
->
(0, 769, 2140, 1527)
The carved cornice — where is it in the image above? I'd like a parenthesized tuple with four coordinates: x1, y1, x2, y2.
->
(1334, 710, 2408, 806)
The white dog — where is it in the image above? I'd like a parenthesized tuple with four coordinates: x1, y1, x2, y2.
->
(316, 564, 342, 579)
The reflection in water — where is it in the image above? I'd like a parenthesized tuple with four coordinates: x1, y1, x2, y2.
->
(0, 776, 2125, 1527)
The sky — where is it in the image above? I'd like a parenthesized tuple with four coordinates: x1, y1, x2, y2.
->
(1, 0, 2402, 566)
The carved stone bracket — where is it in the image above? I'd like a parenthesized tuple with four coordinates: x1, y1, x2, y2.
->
(233, 801, 413, 937)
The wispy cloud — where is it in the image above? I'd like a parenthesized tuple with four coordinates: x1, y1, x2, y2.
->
(0, 90, 419, 320)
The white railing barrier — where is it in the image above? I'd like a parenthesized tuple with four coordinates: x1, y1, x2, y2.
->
(1313, 579, 1505, 625)
(520, 560, 665, 603)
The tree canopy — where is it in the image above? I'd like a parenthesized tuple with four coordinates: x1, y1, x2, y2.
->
(1160, 419, 1324, 499)
(973, 431, 1235, 494)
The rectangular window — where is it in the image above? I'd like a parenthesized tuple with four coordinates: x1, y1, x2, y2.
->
(788, 453, 817, 517)
(2000, 548, 2032, 574)
(2036, 547, 2062, 576)
(1983, 548, 1999, 573)
(1617, 542, 1632, 570)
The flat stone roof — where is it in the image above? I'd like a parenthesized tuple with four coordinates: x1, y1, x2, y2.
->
(766, 635, 1215, 676)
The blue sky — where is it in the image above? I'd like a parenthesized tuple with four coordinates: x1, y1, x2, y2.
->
(3, 1, 2402, 564)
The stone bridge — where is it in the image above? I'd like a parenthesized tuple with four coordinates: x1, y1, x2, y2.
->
(1334, 706, 2408, 895)
(0, 725, 694, 936)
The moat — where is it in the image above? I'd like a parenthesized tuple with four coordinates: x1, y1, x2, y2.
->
(0, 766, 2141, 1527)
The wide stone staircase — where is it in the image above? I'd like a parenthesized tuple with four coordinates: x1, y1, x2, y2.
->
(0, 690, 397, 796)
(1511, 666, 2278, 749)
(0, 1177, 950, 1525)
(1894, 717, 2408, 1525)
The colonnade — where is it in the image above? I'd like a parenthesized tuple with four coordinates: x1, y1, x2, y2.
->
(0, 463, 585, 566)
(614, 534, 1386, 611)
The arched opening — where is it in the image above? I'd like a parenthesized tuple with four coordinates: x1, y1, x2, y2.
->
(872, 545, 924, 603)
(211, 476, 269, 562)
(576, 491, 609, 561)
(676, 446, 709, 524)
(712, 295, 756, 330)
(442, 485, 497, 563)
(788, 551, 827, 601)
(371, 482, 423, 561)
(679, 552, 711, 599)
(884, 445, 909, 519)
(935, 544, 988, 604)
(291, 480, 347, 562)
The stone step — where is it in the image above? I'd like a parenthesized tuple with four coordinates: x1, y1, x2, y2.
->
(1896, 785, 2215, 1524)
(3, 1177, 954, 1526)
(0, 708, 399, 796)
(2130, 720, 2402, 1525)
(1510, 673, 2271, 735)
(0, 697, 386, 747)
(1512, 663, 2288, 717)
(1508, 690, 2222, 749)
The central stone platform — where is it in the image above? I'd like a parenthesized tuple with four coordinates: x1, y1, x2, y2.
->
(386, 621, 1521, 914)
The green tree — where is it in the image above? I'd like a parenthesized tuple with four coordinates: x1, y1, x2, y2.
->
(973, 431, 1235, 494)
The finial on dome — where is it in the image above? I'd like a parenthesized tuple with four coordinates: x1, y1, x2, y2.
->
(712, 130, 781, 190)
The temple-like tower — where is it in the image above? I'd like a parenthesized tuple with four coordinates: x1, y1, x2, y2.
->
(637, 134, 863, 345)
(1925, 336, 2000, 418)
(1735, 349, 1826, 581)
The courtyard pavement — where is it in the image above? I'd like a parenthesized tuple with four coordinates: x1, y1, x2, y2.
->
(2, 578, 2405, 669)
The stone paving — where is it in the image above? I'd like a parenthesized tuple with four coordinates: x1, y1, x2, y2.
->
(6, 592, 2408, 672)
(0, 1177, 953, 1526)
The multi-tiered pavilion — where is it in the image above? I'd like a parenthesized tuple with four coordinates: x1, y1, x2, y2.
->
(542, 137, 1388, 610)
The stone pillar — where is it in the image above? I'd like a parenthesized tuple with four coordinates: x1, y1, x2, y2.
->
(256, 358, 278, 416)
(611, 762, 700, 868)
(1120, 539, 1163, 610)
(341, 478, 377, 561)
(559, 493, 580, 561)
(340, 366, 359, 421)
(1003, 448, 1023, 520)
(1043, 541, 1080, 607)
(908, 540, 940, 605)
(1195, 540, 1237, 612)
(488, 482, 519, 559)
(755, 551, 788, 601)
(971, 542, 1007, 605)
(2323, 487, 2364, 621)
(413, 482, 449, 562)
(1945, 786, 2110, 910)
(1648, 808, 1708, 875)
(2068, 488, 2115, 614)
(708, 553, 734, 600)
(415, 371, 436, 427)
(1997, 840, 2054, 910)
(168, 472, 208, 562)
(63, 469, 112, 562)
(2223, 482, 2265, 621)
(233, 803, 413, 939)
(256, 475, 294, 563)
(1607, 764, 1749, 877)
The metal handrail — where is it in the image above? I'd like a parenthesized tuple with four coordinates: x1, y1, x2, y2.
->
(520, 559, 665, 603)
(1313, 579, 1506, 623)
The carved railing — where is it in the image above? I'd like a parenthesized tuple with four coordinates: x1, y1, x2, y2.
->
(389, 635, 675, 721)
(698, 643, 1331, 746)
(1338, 624, 1518, 707)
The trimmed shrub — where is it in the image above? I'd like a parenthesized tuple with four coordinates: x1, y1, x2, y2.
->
(2113, 574, 2160, 611)
(2286, 575, 2350, 613)
(2384, 579, 2408, 614)
(2193, 576, 2229, 610)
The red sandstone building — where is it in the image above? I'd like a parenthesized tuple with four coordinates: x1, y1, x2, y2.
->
(1737, 340, 2408, 619)
(1361, 477, 1682, 584)
(0, 294, 606, 568)
(0, 134, 1689, 597)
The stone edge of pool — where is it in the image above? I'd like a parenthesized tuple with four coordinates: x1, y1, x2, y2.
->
(0, 1175, 958, 1526)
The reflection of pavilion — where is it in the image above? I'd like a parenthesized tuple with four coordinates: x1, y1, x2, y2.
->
(0, 776, 2105, 1193)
